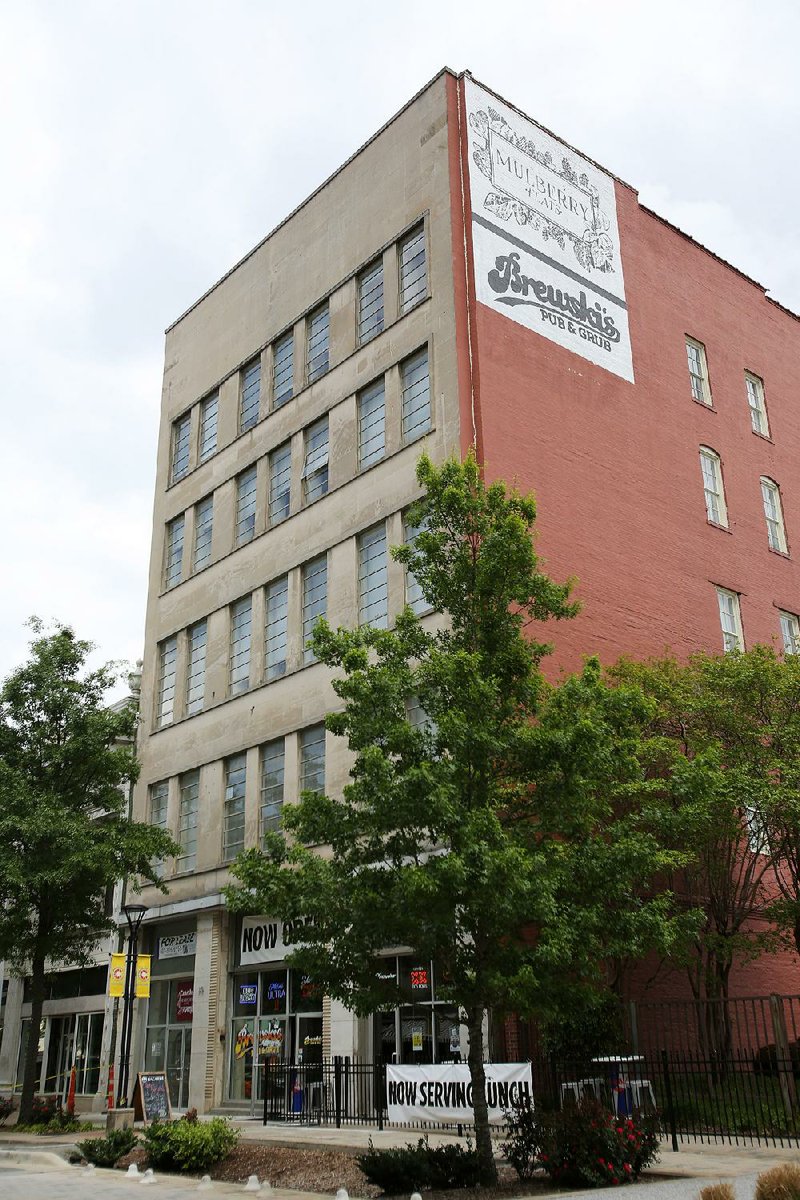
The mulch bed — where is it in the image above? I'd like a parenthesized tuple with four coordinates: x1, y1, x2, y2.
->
(115, 1143, 559, 1197)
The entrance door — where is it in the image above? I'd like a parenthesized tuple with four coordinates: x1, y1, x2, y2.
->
(166, 1027, 192, 1109)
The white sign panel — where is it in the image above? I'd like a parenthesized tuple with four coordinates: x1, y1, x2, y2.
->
(386, 1062, 532, 1125)
(239, 915, 313, 966)
(465, 77, 634, 383)
(157, 932, 196, 959)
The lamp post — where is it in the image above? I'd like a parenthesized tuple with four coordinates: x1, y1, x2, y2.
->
(116, 902, 148, 1107)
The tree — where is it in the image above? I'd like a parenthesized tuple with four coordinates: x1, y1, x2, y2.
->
(610, 648, 800, 1057)
(226, 455, 692, 1182)
(0, 621, 178, 1124)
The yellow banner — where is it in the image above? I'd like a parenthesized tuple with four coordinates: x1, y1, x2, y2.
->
(109, 953, 126, 997)
(135, 955, 151, 999)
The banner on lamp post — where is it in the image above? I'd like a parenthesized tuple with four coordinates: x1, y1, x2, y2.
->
(135, 955, 151, 998)
(109, 953, 126, 997)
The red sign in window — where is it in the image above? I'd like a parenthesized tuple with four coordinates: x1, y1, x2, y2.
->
(175, 981, 194, 1022)
(410, 967, 429, 990)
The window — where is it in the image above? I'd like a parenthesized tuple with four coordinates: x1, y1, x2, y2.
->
(170, 412, 191, 483)
(223, 754, 247, 862)
(745, 372, 769, 437)
(306, 302, 330, 383)
(358, 378, 385, 469)
(260, 740, 285, 839)
(198, 393, 218, 463)
(230, 596, 252, 694)
(399, 224, 427, 313)
(269, 442, 291, 525)
(149, 779, 169, 878)
(164, 514, 185, 589)
(699, 447, 727, 527)
(239, 358, 261, 432)
(761, 478, 787, 553)
(302, 554, 327, 664)
(265, 575, 289, 680)
(686, 337, 711, 406)
(185, 620, 207, 716)
(780, 611, 800, 656)
(177, 770, 199, 872)
(156, 636, 177, 728)
(404, 514, 430, 614)
(300, 725, 325, 795)
(235, 465, 258, 546)
(150, 780, 169, 829)
(193, 495, 214, 572)
(716, 587, 744, 653)
(407, 694, 436, 738)
(358, 259, 384, 344)
(273, 331, 294, 408)
(302, 416, 329, 503)
(358, 524, 388, 629)
(401, 348, 431, 442)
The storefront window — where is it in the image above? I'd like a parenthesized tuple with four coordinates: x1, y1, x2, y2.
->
(375, 955, 462, 1065)
(229, 967, 322, 1104)
(145, 978, 193, 1108)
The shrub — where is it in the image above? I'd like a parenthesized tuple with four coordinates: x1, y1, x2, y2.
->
(502, 1100, 542, 1180)
(755, 1164, 800, 1200)
(753, 1043, 800, 1078)
(356, 1137, 481, 1193)
(700, 1185, 736, 1200)
(144, 1117, 238, 1173)
(77, 1128, 138, 1167)
(504, 1096, 659, 1188)
(31, 1095, 61, 1123)
(0, 1096, 15, 1126)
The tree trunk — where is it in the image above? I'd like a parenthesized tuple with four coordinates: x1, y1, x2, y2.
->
(793, 913, 800, 957)
(18, 951, 46, 1125)
(466, 1006, 497, 1186)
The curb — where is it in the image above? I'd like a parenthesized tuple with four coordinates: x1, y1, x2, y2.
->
(0, 1146, 74, 1168)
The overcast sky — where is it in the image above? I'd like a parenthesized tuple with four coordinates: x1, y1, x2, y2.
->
(2, 0, 799, 693)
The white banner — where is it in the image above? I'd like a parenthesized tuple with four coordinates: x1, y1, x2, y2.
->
(386, 1062, 532, 1125)
(157, 932, 196, 959)
(465, 77, 634, 383)
(238, 915, 313, 966)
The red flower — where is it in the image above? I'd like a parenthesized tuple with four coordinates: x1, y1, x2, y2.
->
(623, 1163, 632, 1173)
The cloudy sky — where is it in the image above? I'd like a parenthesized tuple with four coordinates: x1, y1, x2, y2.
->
(2, 0, 799, 692)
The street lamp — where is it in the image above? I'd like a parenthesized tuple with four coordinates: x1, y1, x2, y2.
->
(116, 902, 148, 1107)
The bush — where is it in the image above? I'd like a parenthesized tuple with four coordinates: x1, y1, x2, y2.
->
(144, 1117, 238, 1173)
(755, 1164, 800, 1200)
(700, 1185, 736, 1200)
(0, 1096, 15, 1126)
(356, 1137, 482, 1194)
(504, 1096, 659, 1188)
(502, 1100, 542, 1180)
(77, 1128, 138, 1167)
(31, 1095, 61, 1123)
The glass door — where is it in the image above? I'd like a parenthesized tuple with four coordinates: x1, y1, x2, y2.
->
(166, 1027, 192, 1109)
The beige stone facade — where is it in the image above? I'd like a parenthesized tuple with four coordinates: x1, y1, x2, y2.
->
(131, 70, 466, 1111)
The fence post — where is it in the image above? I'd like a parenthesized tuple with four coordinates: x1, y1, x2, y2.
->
(334, 1055, 342, 1129)
(375, 1058, 384, 1131)
(660, 1049, 679, 1153)
(770, 994, 797, 1123)
(262, 1059, 268, 1125)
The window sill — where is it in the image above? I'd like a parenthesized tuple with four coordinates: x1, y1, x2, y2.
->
(768, 546, 791, 560)
(706, 520, 732, 535)
(752, 430, 774, 444)
(691, 396, 715, 412)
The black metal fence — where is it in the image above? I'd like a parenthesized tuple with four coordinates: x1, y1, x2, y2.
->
(262, 1047, 800, 1147)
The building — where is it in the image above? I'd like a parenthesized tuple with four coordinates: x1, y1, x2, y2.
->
(130, 68, 800, 1113)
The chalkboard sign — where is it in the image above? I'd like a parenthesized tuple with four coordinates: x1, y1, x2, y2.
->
(133, 1071, 172, 1125)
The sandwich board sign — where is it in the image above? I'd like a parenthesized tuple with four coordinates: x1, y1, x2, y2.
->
(133, 1071, 172, 1125)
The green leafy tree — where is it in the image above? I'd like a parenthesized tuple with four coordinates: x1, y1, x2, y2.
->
(226, 455, 692, 1182)
(610, 647, 800, 1056)
(0, 621, 179, 1124)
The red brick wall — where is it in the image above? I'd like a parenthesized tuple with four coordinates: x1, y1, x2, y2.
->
(467, 183, 800, 676)
(451, 91, 800, 1003)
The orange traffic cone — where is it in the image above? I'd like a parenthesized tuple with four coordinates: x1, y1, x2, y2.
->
(66, 1065, 77, 1117)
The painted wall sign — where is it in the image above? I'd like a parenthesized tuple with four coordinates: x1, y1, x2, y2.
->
(239, 915, 313, 966)
(158, 932, 197, 959)
(465, 77, 634, 383)
(387, 1062, 533, 1125)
